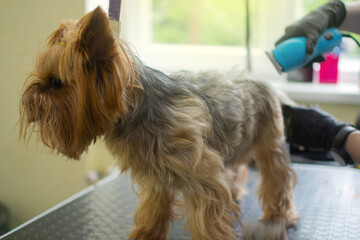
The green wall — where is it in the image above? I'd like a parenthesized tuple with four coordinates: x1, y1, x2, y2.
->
(0, 0, 88, 230)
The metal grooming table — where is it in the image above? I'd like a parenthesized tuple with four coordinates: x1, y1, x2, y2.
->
(1, 162, 360, 240)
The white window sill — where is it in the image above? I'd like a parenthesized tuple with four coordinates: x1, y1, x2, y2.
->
(270, 81, 360, 105)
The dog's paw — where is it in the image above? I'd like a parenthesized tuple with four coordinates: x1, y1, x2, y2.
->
(241, 219, 289, 240)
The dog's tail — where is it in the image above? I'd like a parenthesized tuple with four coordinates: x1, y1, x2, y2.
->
(240, 219, 289, 240)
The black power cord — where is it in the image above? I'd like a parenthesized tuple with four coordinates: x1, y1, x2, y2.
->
(342, 33, 360, 48)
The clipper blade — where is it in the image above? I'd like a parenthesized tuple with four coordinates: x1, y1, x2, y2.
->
(265, 51, 283, 74)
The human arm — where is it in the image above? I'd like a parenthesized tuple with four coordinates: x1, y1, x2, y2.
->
(339, 1, 360, 34)
(275, 0, 346, 54)
(282, 104, 359, 166)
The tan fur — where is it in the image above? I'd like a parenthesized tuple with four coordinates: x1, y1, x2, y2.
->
(19, 7, 299, 240)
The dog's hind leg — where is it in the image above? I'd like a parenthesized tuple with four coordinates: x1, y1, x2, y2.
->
(244, 96, 299, 239)
(254, 137, 298, 225)
(128, 186, 175, 240)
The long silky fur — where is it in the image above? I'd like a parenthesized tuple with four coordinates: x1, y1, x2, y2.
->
(20, 6, 299, 240)
(20, 9, 137, 159)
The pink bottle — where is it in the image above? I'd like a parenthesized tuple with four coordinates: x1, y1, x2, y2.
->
(319, 53, 339, 84)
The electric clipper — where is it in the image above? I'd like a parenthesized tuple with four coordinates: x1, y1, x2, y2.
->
(266, 28, 343, 74)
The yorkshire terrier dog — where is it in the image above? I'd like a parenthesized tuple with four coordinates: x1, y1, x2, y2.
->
(20, 7, 299, 240)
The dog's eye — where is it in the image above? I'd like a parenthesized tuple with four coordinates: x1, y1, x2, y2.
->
(48, 77, 63, 90)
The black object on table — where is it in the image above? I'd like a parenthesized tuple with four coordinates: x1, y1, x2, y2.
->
(1, 162, 360, 240)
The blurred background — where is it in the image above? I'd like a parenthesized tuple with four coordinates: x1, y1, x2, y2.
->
(1, 0, 360, 235)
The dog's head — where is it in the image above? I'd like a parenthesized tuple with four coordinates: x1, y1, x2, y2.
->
(20, 7, 135, 159)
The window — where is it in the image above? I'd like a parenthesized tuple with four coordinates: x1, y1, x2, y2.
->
(152, 0, 246, 46)
(119, 0, 307, 77)
(86, 0, 360, 103)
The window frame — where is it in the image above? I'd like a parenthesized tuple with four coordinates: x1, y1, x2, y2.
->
(120, 0, 305, 76)
(86, 0, 360, 104)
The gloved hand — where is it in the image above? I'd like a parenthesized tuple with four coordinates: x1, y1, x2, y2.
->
(276, 0, 346, 55)
(282, 104, 346, 149)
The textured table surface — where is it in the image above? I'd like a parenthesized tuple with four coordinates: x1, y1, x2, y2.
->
(1, 163, 360, 240)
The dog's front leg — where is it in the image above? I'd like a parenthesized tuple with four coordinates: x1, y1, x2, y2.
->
(128, 186, 175, 240)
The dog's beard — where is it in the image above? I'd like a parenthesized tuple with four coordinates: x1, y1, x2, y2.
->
(20, 81, 86, 159)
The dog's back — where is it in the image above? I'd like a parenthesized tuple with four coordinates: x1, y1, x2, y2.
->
(109, 65, 280, 164)
(170, 70, 285, 166)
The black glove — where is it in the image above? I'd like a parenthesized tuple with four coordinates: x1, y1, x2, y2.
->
(282, 104, 345, 149)
(282, 104, 356, 165)
(276, 0, 346, 54)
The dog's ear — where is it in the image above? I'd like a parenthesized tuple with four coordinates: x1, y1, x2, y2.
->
(78, 6, 114, 60)
(74, 6, 131, 145)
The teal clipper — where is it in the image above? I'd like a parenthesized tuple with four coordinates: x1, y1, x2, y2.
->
(266, 28, 342, 74)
